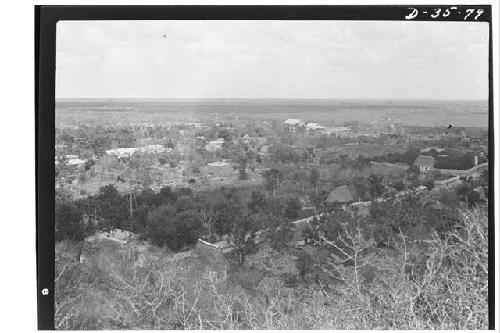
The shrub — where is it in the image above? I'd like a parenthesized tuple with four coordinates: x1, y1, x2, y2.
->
(55, 202, 85, 241)
(295, 252, 315, 280)
(146, 205, 202, 251)
(392, 180, 405, 191)
(421, 178, 434, 190)
(284, 197, 302, 219)
(231, 268, 264, 290)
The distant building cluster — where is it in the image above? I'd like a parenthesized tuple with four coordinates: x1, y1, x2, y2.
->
(282, 118, 404, 139)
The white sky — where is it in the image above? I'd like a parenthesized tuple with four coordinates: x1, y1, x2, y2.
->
(56, 20, 489, 99)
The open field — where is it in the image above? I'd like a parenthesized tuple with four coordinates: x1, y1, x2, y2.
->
(56, 98, 489, 128)
(63, 160, 264, 197)
(316, 143, 409, 159)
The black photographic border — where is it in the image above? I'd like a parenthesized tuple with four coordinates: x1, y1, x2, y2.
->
(35, 5, 494, 330)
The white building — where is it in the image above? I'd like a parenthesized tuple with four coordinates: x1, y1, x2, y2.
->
(205, 138, 225, 152)
(305, 122, 326, 130)
(185, 122, 202, 128)
(140, 144, 171, 154)
(284, 118, 304, 126)
(66, 158, 85, 166)
(55, 155, 85, 167)
(105, 147, 140, 158)
(106, 145, 171, 158)
(207, 161, 230, 167)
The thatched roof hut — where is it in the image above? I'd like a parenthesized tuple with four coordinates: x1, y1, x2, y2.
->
(326, 186, 358, 204)
(414, 155, 435, 168)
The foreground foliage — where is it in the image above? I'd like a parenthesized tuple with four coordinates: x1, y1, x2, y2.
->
(55, 207, 488, 329)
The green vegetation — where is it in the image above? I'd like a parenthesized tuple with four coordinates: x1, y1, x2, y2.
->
(55, 101, 489, 330)
(55, 202, 85, 242)
(55, 205, 488, 329)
